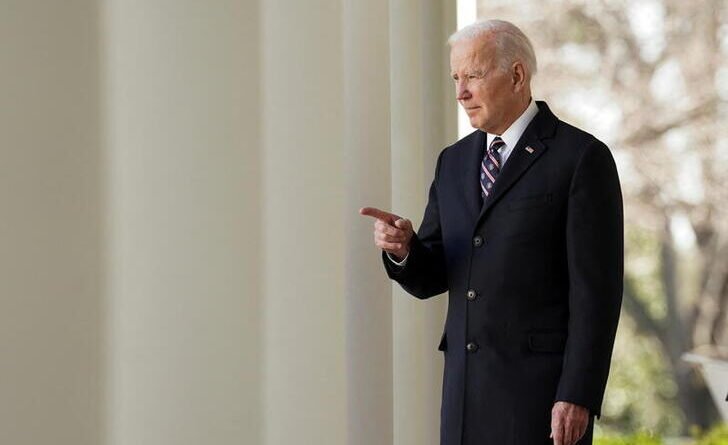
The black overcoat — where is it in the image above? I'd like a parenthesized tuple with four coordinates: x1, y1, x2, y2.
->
(382, 101, 624, 445)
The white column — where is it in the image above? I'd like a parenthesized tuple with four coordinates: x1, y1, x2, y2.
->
(457, 0, 478, 138)
(390, 1, 457, 444)
(261, 1, 349, 444)
(102, 1, 258, 443)
(262, 1, 410, 443)
(0, 2, 101, 444)
(343, 0, 394, 444)
(239, 2, 264, 444)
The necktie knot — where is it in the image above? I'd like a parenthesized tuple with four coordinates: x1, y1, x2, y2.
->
(489, 137, 505, 154)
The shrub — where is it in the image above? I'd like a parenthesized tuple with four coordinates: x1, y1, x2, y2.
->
(693, 423, 728, 445)
(594, 423, 728, 445)
(595, 431, 662, 445)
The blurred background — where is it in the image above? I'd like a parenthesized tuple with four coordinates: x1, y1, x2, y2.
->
(470, 0, 728, 441)
(0, 0, 724, 444)
(472, 0, 728, 441)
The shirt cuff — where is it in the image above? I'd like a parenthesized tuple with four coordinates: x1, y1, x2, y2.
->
(387, 252, 409, 266)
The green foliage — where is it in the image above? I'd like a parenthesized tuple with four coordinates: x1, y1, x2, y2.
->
(595, 431, 663, 445)
(693, 423, 728, 445)
(594, 424, 728, 445)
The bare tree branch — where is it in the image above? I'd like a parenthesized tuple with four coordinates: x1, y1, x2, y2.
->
(623, 275, 666, 342)
(622, 98, 719, 146)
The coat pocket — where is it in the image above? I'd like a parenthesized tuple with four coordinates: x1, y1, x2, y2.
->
(527, 331, 567, 353)
(507, 193, 552, 211)
(437, 332, 448, 352)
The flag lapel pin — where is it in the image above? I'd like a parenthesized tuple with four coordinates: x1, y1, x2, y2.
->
(525, 146, 535, 154)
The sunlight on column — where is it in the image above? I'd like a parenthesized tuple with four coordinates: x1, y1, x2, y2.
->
(456, 0, 477, 139)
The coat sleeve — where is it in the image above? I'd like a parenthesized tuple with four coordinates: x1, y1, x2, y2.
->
(555, 140, 624, 419)
(381, 149, 448, 299)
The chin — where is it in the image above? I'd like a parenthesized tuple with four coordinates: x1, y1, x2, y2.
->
(469, 118, 485, 130)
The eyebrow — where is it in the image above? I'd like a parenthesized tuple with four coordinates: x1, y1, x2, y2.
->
(451, 69, 487, 78)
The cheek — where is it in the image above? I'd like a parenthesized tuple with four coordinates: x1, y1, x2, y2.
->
(472, 86, 486, 100)
(474, 87, 494, 105)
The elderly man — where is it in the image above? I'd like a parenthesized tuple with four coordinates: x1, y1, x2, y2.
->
(360, 20, 623, 445)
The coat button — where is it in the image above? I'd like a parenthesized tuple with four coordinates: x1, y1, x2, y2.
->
(472, 235, 483, 247)
(466, 342, 479, 353)
(466, 289, 477, 301)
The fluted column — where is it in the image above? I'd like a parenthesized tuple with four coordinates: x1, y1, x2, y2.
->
(261, 2, 349, 444)
(390, 1, 457, 444)
(102, 1, 257, 443)
(0, 2, 101, 444)
(262, 0, 427, 442)
(343, 0, 394, 444)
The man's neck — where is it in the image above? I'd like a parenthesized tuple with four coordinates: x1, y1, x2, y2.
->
(491, 96, 532, 136)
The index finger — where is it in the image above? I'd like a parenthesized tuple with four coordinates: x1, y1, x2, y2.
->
(551, 410, 565, 445)
(359, 207, 400, 225)
(551, 419, 564, 445)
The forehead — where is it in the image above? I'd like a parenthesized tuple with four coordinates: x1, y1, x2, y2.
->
(449, 36, 496, 72)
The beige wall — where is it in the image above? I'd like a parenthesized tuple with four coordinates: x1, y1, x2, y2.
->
(0, 1, 456, 444)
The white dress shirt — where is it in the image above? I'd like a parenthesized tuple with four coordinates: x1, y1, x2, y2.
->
(388, 99, 540, 266)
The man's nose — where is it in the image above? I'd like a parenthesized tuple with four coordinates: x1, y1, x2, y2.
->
(456, 80, 471, 101)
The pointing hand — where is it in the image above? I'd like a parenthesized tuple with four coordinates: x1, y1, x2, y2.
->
(359, 207, 414, 261)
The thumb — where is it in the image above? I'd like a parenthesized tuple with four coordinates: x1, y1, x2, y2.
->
(395, 218, 411, 231)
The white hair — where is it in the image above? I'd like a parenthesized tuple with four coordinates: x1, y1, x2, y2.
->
(448, 19, 538, 79)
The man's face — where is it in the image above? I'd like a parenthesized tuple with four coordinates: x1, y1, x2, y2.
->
(449, 36, 518, 134)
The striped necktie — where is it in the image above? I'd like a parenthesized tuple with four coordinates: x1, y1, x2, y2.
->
(481, 136, 504, 202)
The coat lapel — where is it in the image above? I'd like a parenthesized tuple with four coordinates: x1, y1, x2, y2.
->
(469, 101, 558, 226)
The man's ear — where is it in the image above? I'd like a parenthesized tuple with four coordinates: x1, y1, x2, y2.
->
(511, 61, 527, 92)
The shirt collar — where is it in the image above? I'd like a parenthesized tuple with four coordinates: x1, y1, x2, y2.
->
(486, 99, 539, 150)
